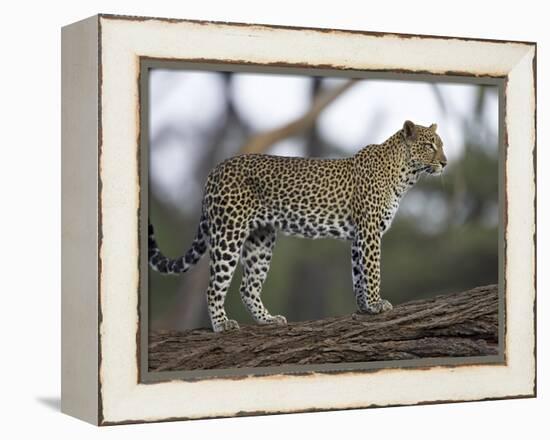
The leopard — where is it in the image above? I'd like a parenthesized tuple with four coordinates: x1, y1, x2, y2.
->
(149, 120, 447, 332)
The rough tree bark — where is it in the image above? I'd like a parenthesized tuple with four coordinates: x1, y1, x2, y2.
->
(149, 284, 498, 372)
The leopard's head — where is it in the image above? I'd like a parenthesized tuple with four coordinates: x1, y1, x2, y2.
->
(402, 120, 447, 175)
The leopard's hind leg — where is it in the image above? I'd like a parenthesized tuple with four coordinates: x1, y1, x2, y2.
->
(206, 224, 245, 333)
(239, 225, 287, 326)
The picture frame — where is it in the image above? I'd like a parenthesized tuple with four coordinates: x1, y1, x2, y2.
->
(61, 14, 536, 425)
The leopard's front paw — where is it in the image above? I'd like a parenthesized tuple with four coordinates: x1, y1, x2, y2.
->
(264, 315, 288, 325)
(213, 319, 240, 332)
(362, 299, 393, 314)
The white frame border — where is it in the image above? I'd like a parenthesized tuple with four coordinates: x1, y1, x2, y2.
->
(92, 15, 536, 424)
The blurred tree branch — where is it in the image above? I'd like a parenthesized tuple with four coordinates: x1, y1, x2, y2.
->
(239, 79, 357, 154)
(161, 78, 358, 329)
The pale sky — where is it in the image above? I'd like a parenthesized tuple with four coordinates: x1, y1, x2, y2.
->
(149, 69, 498, 212)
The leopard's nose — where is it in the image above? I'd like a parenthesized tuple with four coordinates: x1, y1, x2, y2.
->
(440, 159, 447, 168)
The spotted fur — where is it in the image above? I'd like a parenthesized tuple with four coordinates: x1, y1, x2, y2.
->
(149, 120, 447, 332)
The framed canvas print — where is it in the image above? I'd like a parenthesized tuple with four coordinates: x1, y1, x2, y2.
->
(61, 14, 536, 425)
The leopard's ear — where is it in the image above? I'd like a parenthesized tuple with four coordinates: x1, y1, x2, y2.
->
(403, 120, 417, 141)
(429, 123, 438, 132)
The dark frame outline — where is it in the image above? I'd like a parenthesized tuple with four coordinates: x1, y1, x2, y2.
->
(139, 60, 506, 383)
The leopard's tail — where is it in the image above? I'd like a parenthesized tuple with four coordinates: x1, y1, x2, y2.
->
(148, 216, 208, 274)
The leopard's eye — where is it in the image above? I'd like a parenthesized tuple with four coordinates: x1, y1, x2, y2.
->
(425, 142, 437, 152)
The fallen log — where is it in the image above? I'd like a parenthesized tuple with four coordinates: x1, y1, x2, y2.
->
(149, 284, 498, 371)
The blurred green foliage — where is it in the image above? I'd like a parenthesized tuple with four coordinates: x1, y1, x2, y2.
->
(150, 142, 499, 330)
